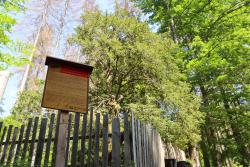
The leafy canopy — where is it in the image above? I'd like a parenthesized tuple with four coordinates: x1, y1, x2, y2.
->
(134, 0, 250, 165)
(0, 0, 28, 70)
(70, 8, 203, 148)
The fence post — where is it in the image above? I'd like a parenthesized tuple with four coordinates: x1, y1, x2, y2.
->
(55, 110, 69, 167)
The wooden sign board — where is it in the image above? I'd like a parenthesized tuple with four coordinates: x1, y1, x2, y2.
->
(42, 56, 93, 113)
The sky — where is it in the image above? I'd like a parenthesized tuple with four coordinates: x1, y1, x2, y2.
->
(0, 0, 115, 117)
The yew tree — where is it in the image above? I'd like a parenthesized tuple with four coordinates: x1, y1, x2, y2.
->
(70, 8, 203, 148)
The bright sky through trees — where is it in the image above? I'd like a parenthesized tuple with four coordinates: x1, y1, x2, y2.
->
(1, 0, 113, 116)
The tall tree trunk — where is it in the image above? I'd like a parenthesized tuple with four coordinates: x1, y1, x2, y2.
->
(200, 85, 223, 167)
(188, 145, 201, 167)
(19, 0, 52, 92)
(200, 131, 211, 167)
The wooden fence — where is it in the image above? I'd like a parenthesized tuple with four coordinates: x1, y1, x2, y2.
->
(131, 113, 165, 167)
(0, 109, 187, 167)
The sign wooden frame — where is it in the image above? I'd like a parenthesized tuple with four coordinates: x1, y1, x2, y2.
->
(42, 56, 93, 113)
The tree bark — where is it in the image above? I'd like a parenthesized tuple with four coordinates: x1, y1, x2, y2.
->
(220, 88, 249, 167)
(200, 132, 211, 167)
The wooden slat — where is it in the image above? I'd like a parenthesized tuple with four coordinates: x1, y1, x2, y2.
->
(143, 124, 146, 167)
(112, 117, 120, 167)
(22, 118, 32, 159)
(65, 113, 72, 167)
(7, 127, 18, 165)
(1, 125, 13, 163)
(134, 119, 137, 166)
(0, 122, 3, 133)
(146, 124, 149, 167)
(102, 114, 109, 167)
(143, 124, 147, 167)
(80, 113, 87, 167)
(14, 125, 24, 164)
(93, 113, 100, 167)
(29, 117, 39, 161)
(0, 127, 7, 153)
(137, 120, 142, 167)
(150, 127, 153, 167)
(71, 112, 80, 167)
(131, 113, 137, 167)
(44, 113, 55, 166)
(87, 108, 94, 167)
(153, 129, 157, 167)
(52, 112, 61, 167)
(124, 112, 131, 167)
(144, 124, 147, 167)
(34, 118, 47, 166)
(141, 123, 144, 167)
(156, 132, 161, 167)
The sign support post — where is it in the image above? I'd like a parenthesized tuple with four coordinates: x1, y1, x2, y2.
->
(55, 110, 69, 167)
(42, 56, 93, 167)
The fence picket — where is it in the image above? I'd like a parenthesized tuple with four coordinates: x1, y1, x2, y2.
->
(14, 125, 24, 163)
(131, 113, 137, 167)
(71, 112, 80, 167)
(34, 118, 47, 167)
(52, 112, 60, 167)
(65, 113, 72, 166)
(102, 114, 109, 167)
(80, 113, 87, 167)
(141, 123, 145, 167)
(22, 118, 32, 159)
(1, 125, 13, 163)
(112, 117, 120, 167)
(94, 113, 100, 167)
(0, 127, 7, 154)
(87, 108, 94, 167)
(44, 113, 55, 166)
(29, 117, 39, 161)
(6, 127, 18, 165)
(0, 122, 3, 133)
(14, 125, 24, 164)
(124, 112, 131, 167)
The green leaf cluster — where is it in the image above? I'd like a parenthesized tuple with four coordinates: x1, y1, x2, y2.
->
(0, 0, 28, 70)
(134, 0, 250, 165)
(70, 8, 203, 148)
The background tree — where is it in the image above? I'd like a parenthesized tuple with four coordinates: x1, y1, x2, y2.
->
(134, 0, 250, 166)
(0, 0, 26, 70)
(70, 8, 203, 148)
(13, 0, 87, 117)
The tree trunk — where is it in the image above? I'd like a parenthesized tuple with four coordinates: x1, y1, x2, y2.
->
(220, 88, 249, 166)
(200, 85, 223, 167)
(200, 131, 211, 167)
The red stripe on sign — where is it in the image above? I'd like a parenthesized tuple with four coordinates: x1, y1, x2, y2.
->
(60, 65, 89, 78)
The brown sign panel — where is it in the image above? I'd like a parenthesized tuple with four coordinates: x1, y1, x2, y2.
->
(42, 57, 93, 113)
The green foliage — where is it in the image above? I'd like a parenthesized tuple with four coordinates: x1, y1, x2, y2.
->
(12, 79, 44, 118)
(134, 0, 250, 165)
(0, 0, 28, 70)
(70, 8, 203, 148)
